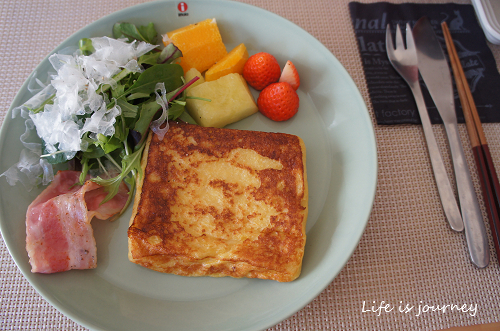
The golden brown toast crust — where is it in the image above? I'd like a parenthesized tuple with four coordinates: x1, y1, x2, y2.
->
(128, 121, 308, 282)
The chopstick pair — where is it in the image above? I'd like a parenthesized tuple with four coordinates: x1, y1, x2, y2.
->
(441, 22, 500, 265)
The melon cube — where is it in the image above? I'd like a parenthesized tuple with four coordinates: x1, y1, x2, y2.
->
(186, 73, 258, 128)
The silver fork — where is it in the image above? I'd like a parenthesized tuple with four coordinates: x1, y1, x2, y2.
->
(386, 23, 463, 232)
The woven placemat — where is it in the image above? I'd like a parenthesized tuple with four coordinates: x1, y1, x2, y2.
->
(1, 0, 500, 330)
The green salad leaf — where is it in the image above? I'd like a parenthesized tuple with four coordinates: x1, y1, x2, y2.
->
(120, 64, 184, 98)
(113, 22, 158, 44)
(90, 139, 146, 205)
(22, 21, 199, 216)
(78, 38, 95, 56)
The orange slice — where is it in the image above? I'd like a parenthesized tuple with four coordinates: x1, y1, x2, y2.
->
(205, 43, 249, 81)
(163, 18, 227, 73)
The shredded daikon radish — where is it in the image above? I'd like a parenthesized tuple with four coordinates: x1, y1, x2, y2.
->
(33, 36, 156, 154)
(150, 82, 169, 141)
(1, 36, 157, 188)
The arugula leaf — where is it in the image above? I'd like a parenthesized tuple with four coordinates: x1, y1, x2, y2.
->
(110, 174, 136, 221)
(168, 103, 185, 120)
(91, 139, 146, 204)
(121, 64, 184, 98)
(116, 98, 139, 118)
(96, 134, 123, 154)
(79, 156, 91, 185)
(78, 38, 94, 56)
(115, 23, 147, 42)
(112, 117, 129, 142)
(158, 43, 183, 64)
(113, 23, 125, 39)
(112, 22, 157, 44)
(133, 99, 160, 137)
(127, 92, 151, 101)
(81, 143, 106, 159)
(138, 52, 161, 66)
(111, 84, 125, 99)
(178, 110, 197, 125)
(138, 22, 158, 44)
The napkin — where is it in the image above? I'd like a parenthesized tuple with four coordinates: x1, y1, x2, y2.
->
(349, 2, 500, 125)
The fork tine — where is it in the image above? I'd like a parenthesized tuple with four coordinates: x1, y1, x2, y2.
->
(395, 24, 405, 50)
(385, 24, 394, 53)
(405, 23, 416, 50)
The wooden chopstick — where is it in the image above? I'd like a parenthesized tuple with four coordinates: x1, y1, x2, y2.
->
(442, 21, 500, 265)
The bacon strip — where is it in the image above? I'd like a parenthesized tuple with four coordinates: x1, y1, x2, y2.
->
(26, 171, 129, 273)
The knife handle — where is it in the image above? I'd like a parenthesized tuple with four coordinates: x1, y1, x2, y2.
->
(408, 80, 464, 232)
(444, 122, 490, 268)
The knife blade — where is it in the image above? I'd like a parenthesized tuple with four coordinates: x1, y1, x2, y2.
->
(413, 17, 489, 268)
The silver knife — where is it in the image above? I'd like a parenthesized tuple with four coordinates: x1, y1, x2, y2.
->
(413, 17, 490, 268)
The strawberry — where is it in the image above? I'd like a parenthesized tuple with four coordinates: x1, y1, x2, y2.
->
(279, 60, 300, 90)
(242, 52, 281, 90)
(257, 82, 299, 121)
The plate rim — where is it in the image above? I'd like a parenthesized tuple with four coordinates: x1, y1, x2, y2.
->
(0, 1, 378, 330)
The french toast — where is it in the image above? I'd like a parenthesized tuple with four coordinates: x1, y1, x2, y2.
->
(128, 121, 308, 282)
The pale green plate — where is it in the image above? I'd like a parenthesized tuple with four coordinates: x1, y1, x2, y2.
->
(0, 1, 377, 330)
